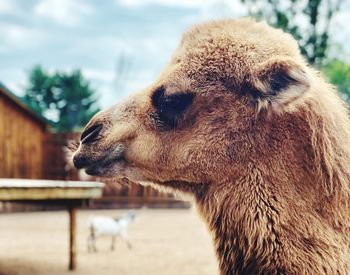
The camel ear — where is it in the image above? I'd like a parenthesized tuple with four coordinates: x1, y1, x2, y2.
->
(252, 58, 310, 110)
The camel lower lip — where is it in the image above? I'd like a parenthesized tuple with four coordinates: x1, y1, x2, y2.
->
(85, 166, 100, 175)
(84, 157, 126, 176)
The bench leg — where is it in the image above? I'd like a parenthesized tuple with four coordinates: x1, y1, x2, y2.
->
(68, 207, 77, 271)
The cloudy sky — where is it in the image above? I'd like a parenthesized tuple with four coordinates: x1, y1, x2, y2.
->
(0, 0, 349, 108)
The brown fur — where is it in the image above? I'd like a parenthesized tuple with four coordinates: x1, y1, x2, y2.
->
(73, 18, 350, 274)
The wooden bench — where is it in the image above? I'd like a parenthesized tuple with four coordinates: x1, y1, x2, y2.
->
(0, 179, 104, 271)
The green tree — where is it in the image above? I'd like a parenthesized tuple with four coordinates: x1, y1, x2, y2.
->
(241, 0, 342, 65)
(323, 60, 350, 105)
(23, 66, 100, 132)
(23, 66, 58, 116)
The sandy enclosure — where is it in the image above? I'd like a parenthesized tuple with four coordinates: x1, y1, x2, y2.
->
(0, 208, 218, 275)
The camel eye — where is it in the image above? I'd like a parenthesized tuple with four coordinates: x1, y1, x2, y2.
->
(151, 87, 194, 128)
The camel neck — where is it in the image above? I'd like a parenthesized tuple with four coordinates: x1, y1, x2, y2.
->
(194, 176, 284, 274)
(193, 165, 348, 275)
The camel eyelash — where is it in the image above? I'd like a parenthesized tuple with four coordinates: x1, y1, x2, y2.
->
(151, 86, 194, 128)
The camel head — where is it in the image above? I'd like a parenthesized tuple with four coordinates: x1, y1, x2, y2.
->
(73, 19, 312, 190)
(73, 18, 350, 274)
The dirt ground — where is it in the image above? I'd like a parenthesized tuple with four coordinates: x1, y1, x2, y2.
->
(0, 208, 218, 275)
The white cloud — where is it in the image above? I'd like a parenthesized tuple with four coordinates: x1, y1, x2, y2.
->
(117, 0, 247, 20)
(96, 36, 136, 56)
(0, 23, 45, 51)
(118, 0, 207, 8)
(83, 68, 115, 83)
(81, 66, 157, 106)
(331, 5, 350, 56)
(0, 69, 27, 96)
(34, 0, 94, 26)
(6, 81, 24, 96)
(0, 0, 16, 14)
(199, 1, 247, 20)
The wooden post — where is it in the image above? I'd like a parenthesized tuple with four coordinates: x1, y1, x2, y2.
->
(68, 206, 77, 271)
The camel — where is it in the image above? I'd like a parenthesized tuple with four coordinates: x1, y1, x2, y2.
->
(72, 18, 350, 274)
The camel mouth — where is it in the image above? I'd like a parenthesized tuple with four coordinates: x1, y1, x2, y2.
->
(73, 144, 127, 176)
(84, 155, 127, 176)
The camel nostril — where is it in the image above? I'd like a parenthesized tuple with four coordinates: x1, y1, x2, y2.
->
(73, 155, 89, 169)
(81, 124, 103, 144)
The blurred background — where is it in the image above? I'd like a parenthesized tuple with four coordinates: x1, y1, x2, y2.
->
(0, 0, 349, 274)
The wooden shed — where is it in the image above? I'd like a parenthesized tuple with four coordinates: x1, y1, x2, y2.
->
(0, 82, 47, 179)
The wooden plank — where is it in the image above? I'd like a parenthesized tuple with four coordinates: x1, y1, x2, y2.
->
(0, 187, 103, 200)
(0, 180, 104, 201)
(0, 179, 104, 188)
(68, 207, 77, 270)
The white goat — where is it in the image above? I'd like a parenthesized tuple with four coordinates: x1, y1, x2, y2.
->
(87, 212, 136, 252)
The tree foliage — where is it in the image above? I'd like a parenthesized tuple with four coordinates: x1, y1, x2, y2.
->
(241, 0, 342, 65)
(23, 66, 100, 132)
(323, 60, 350, 105)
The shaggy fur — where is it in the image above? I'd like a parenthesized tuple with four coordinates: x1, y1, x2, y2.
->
(73, 18, 350, 274)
